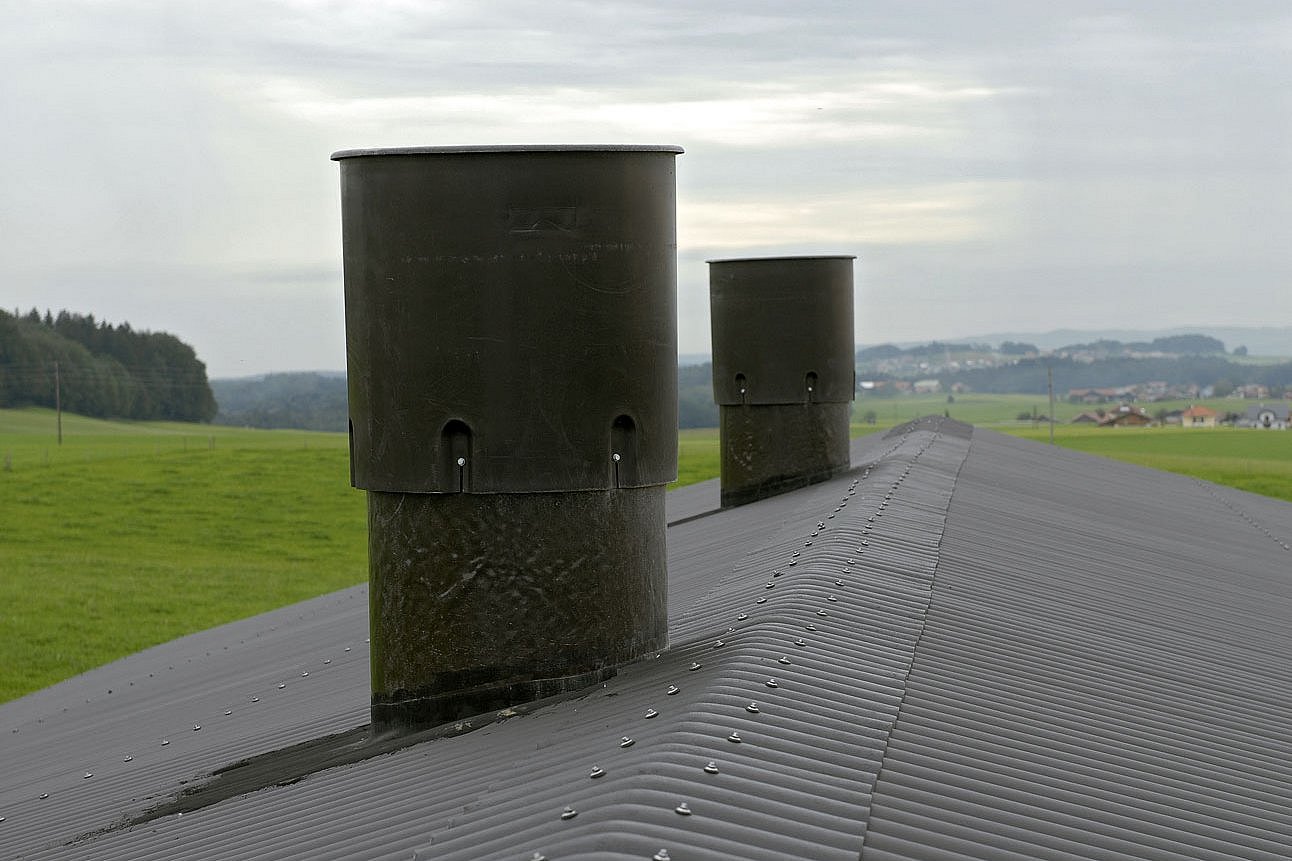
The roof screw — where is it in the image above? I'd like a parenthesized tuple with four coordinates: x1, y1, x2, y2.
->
(161, 740, 170, 746)
(675, 802, 692, 816)
(39, 793, 48, 800)
(835, 580, 844, 586)
(224, 710, 232, 716)
(703, 761, 719, 774)
(746, 703, 760, 714)
(794, 638, 806, 646)
(805, 624, 817, 632)
(737, 613, 748, 621)
(764, 582, 774, 589)
(589, 765, 606, 779)
(645, 708, 659, 719)
(560, 806, 578, 820)
(653, 850, 672, 861)
(756, 597, 767, 604)
(620, 736, 635, 748)
(323, 659, 331, 665)
(792, 551, 800, 558)
(688, 662, 702, 671)
(83, 772, 93, 779)
(301, 671, 309, 677)
(251, 696, 260, 702)
(788, 560, 797, 566)
(817, 610, 829, 617)
(612, 452, 621, 463)
(778, 656, 791, 665)
(828, 513, 835, 519)
(344, 647, 351, 652)
(456, 457, 466, 467)
(765, 679, 779, 688)
(827, 596, 837, 602)
(277, 683, 286, 689)
(530, 853, 548, 861)
(727, 731, 743, 743)
(666, 685, 679, 695)
(772, 570, 782, 577)
(713, 640, 725, 648)
(193, 724, 202, 731)
(123, 755, 133, 762)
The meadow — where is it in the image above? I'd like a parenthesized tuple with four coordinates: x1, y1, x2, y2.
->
(4, 396, 1291, 702)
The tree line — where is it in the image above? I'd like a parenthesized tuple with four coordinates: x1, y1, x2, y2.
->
(0, 308, 217, 422)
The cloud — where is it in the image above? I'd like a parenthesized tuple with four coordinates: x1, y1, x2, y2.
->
(4, 1, 1292, 375)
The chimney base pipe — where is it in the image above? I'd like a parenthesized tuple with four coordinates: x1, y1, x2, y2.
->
(719, 402, 851, 508)
(366, 486, 667, 733)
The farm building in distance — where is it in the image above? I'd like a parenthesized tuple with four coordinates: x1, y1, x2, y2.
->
(2, 418, 1291, 860)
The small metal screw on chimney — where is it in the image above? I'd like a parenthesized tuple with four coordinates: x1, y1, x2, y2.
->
(334, 144, 682, 733)
(708, 256, 857, 507)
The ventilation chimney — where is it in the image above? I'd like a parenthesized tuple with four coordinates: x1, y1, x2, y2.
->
(333, 145, 682, 733)
(708, 255, 856, 507)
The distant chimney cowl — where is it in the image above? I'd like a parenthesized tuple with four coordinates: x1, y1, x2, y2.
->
(709, 255, 856, 507)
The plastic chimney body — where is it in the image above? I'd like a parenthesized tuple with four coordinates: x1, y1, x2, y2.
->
(334, 145, 681, 732)
(709, 256, 856, 508)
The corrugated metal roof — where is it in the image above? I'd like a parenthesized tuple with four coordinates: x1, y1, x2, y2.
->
(2, 418, 1290, 861)
(860, 429, 1292, 861)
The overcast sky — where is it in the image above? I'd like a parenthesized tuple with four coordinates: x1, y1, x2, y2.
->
(4, 1, 1291, 377)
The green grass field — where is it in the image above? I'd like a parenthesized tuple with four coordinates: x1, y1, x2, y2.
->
(0, 409, 367, 702)
(4, 399, 1290, 703)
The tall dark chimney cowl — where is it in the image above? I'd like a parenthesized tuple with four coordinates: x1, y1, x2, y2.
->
(709, 255, 856, 507)
(334, 145, 682, 733)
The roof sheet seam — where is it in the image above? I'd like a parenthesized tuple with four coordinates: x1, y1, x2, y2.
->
(853, 424, 974, 861)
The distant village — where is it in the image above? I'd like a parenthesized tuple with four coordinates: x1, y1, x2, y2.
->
(856, 334, 1292, 429)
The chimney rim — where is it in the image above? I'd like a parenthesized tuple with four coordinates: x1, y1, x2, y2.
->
(706, 254, 857, 264)
(331, 144, 684, 160)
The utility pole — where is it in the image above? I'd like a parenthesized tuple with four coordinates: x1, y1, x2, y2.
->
(1047, 363, 1055, 445)
(54, 360, 63, 446)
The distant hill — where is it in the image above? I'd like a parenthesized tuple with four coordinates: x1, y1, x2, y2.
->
(213, 367, 722, 432)
(211, 373, 348, 432)
(953, 326, 1291, 357)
